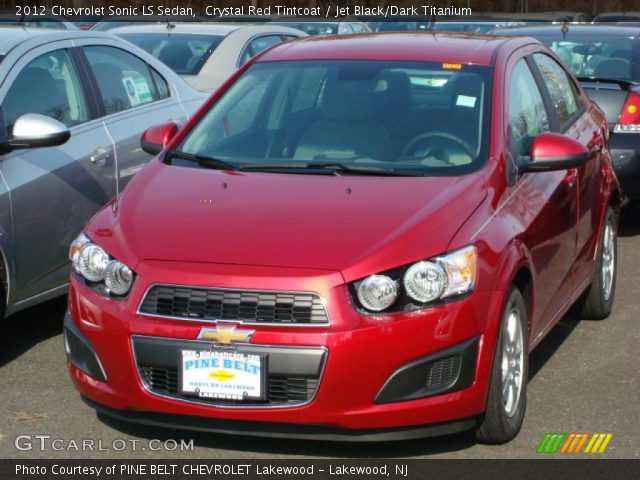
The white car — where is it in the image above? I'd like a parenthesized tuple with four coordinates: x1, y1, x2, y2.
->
(112, 23, 307, 92)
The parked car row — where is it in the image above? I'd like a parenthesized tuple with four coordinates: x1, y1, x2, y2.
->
(0, 18, 632, 446)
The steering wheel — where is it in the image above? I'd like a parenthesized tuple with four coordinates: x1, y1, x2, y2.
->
(402, 132, 475, 162)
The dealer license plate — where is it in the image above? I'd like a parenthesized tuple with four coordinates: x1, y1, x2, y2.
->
(179, 350, 266, 401)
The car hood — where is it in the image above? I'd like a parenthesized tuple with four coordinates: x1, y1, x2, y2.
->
(88, 160, 487, 279)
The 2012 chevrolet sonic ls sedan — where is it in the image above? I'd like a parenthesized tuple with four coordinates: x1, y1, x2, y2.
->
(65, 33, 620, 443)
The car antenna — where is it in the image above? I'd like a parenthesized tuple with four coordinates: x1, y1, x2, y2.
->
(166, 18, 175, 32)
(561, 19, 569, 39)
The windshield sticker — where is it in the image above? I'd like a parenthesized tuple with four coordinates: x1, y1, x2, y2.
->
(456, 95, 477, 108)
(122, 76, 152, 106)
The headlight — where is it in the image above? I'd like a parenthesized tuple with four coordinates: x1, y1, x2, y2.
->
(78, 244, 109, 282)
(437, 245, 477, 297)
(69, 232, 135, 297)
(403, 261, 447, 303)
(352, 245, 477, 313)
(356, 275, 398, 312)
(104, 260, 134, 295)
(69, 233, 90, 273)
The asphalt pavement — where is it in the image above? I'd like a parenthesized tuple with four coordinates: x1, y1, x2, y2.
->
(1, 208, 639, 459)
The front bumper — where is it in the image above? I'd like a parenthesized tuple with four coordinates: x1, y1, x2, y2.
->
(66, 260, 501, 437)
(610, 132, 640, 200)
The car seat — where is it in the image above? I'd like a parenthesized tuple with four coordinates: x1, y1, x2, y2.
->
(293, 70, 392, 162)
(444, 73, 483, 155)
(372, 70, 412, 156)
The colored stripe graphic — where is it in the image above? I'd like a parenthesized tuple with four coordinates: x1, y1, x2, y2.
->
(560, 433, 589, 453)
(584, 433, 613, 454)
(539, 433, 613, 454)
(537, 433, 566, 453)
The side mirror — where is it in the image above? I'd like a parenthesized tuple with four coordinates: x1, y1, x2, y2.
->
(2, 114, 70, 152)
(140, 122, 178, 155)
(518, 132, 589, 173)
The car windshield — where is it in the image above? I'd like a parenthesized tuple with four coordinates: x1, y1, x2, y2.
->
(175, 60, 492, 176)
(535, 35, 636, 80)
(117, 33, 224, 75)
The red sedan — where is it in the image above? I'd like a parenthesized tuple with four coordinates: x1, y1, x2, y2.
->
(65, 33, 619, 443)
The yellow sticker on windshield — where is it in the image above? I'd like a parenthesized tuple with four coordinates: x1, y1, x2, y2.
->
(442, 63, 462, 70)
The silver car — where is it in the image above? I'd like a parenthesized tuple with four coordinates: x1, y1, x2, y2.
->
(112, 23, 307, 92)
(0, 27, 205, 318)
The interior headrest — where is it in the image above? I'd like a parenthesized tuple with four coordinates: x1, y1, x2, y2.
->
(373, 71, 411, 114)
(322, 71, 375, 120)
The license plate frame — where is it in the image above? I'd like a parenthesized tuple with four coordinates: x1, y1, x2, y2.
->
(178, 349, 267, 401)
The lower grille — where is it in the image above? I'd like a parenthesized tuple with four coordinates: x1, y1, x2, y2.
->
(132, 336, 326, 408)
(140, 365, 318, 405)
(425, 356, 461, 390)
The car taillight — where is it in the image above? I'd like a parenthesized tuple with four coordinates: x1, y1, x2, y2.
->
(616, 92, 640, 132)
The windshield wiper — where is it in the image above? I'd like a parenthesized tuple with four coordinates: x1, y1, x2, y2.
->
(240, 162, 422, 176)
(166, 150, 239, 171)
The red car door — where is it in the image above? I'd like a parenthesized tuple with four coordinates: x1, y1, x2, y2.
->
(532, 53, 607, 315)
(531, 53, 604, 289)
(507, 56, 579, 342)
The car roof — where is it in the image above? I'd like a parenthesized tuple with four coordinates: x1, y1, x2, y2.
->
(258, 32, 515, 66)
(109, 23, 243, 35)
(0, 26, 112, 55)
(494, 24, 640, 37)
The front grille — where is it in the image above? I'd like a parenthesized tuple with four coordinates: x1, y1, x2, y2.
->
(140, 365, 318, 405)
(425, 355, 461, 390)
(139, 285, 329, 325)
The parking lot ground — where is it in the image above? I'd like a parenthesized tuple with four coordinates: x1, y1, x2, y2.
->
(0, 208, 639, 459)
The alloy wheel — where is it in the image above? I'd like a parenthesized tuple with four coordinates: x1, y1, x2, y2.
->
(501, 309, 524, 418)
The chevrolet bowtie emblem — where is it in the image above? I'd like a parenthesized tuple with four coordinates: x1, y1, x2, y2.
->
(197, 326, 254, 345)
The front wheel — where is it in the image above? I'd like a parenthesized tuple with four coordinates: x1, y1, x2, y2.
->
(476, 287, 529, 444)
(572, 206, 617, 320)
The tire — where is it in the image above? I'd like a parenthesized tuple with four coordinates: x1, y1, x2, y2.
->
(476, 287, 529, 444)
(572, 206, 617, 320)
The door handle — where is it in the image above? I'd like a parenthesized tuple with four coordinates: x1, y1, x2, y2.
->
(90, 147, 111, 167)
(564, 168, 578, 187)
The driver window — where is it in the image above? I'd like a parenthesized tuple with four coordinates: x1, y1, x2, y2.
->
(2, 49, 89, 135)
(508, 59, 550, 157)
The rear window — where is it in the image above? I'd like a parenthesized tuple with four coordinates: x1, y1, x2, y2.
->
(537, 36, 634, 80)
(118, 33, 224, 75)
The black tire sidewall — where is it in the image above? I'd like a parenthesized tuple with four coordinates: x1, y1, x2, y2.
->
(596, 208, 617, 312)
(477, 287, 529, 443)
